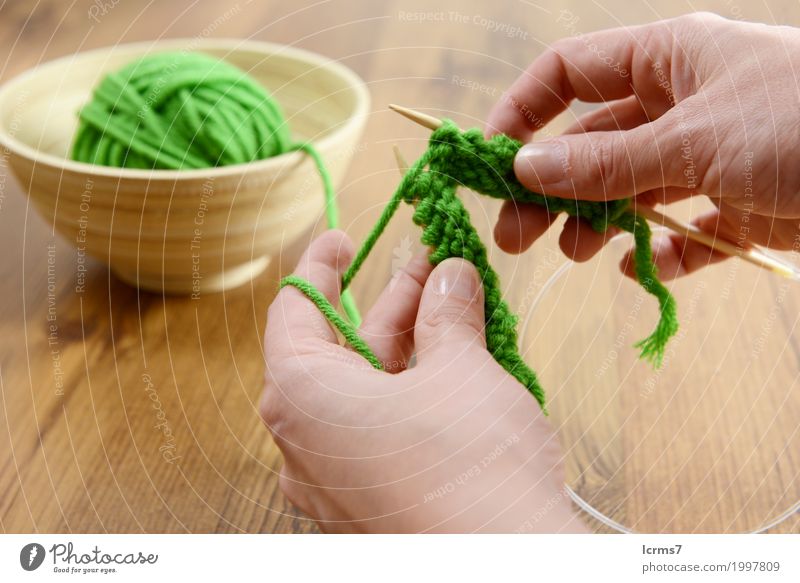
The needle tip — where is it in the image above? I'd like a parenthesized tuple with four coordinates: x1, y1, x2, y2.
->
(387, 104, 443, 131)
(776, 265, 800, 282)
(392, 144, 408, 173)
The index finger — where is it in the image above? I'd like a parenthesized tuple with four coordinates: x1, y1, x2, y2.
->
(265, 229, 354, 361)
(485, 20, 675, 141)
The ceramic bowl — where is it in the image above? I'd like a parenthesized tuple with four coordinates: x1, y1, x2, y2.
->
(0, 38, 369, 293)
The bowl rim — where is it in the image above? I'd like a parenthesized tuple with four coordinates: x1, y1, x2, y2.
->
(0, 37, 370, 181)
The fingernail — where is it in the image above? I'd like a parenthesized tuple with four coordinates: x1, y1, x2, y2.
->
(516, 141, 567, 184)
(434, 260, 478, 300)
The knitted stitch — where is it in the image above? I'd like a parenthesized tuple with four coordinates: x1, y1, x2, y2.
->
(285, 121, 679, 412)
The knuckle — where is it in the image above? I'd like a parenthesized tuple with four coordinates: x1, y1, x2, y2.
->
(259, 381, 286, 431)
(381, 266, 427, 313)
(694, 11, 723, 23)
(660, 112, 713, 190)
(395, 258, 430, 289)
(581, 107, 613, 133)
(542, 40, 575, 77)
(266, 292, 295, 331)
(585, 135, 621, 188)
(417, 300, 484, 342)
(548, 38, 575, 58)
(679, 11, 722, 28)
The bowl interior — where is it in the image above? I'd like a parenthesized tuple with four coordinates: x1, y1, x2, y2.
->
(0, 39, 365, 164)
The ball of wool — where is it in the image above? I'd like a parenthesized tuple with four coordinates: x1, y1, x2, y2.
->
(71, 51, 291, 169)
(71, 50, 363, 325)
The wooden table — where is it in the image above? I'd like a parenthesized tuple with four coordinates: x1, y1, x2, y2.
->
(1, 0, 798, 533)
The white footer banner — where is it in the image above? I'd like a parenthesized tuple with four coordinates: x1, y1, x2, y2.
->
(0, 534, 797, 582)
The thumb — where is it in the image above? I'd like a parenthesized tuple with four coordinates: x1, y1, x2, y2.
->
(513, 118, 689, 201)
(414, 258, 486, 362)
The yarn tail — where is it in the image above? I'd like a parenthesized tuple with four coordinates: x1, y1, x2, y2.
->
(615, 212, 679, 367)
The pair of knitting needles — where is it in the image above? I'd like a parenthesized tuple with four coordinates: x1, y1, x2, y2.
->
(388, 104, 800, 281)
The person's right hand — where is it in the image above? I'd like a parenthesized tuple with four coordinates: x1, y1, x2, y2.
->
(487, 12, 800, 278)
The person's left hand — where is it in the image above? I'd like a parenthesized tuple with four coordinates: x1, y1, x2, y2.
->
(260, 229, 586, 533)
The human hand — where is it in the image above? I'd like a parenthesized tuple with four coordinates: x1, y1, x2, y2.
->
(260, 230, 586, 533)
(488, 12, 800, 278)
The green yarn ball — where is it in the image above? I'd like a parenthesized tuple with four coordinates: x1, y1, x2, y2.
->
(71, 51, 292, 170)
(71, 50, 364, 325)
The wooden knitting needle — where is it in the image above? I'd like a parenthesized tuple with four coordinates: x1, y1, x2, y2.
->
(392, 144, 410, 176)
(633, 205, 798, 278)
(389, 104, 442, 131)
(388, 103, 800, 281)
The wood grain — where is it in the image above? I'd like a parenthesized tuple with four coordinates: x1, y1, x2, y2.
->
(1, 0, 798, 533)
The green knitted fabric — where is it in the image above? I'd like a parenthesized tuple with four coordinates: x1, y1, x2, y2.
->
(70, 51, 360, 323)
(283, 121, 679, 412)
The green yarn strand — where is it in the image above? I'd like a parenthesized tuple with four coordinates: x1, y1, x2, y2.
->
(621, 213, 679, 366)
(282, 120, 679, 413)
(294, 141, 361, 327)
(280, 275, 382, 370)
(342, 156, 427, 289)
(71, 51, 363, 326)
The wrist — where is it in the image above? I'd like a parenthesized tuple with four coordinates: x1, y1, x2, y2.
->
(404, 458, 586, 533)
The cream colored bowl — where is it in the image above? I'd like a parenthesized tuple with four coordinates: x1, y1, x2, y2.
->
(0, 39, 369, 293)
